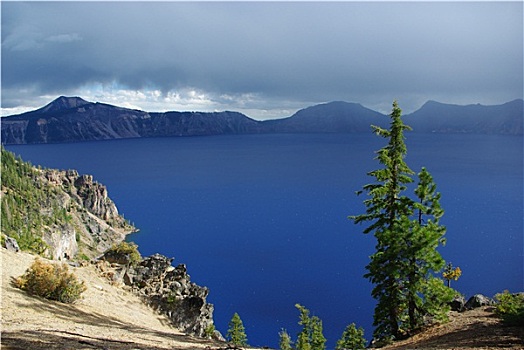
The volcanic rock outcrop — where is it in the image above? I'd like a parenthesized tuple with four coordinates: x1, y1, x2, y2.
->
(98, 253, 217, 338)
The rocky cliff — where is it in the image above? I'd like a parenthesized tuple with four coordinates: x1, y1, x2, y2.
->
(0, 96, 263, 144)
(1, 148, 135, 260)
(98, 252, 218, 338)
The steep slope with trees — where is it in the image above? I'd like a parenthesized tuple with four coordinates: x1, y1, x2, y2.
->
(1, 148, 135, 260)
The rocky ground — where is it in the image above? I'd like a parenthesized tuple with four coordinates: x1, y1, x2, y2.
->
(1, 247, 523, 350)
(383, 306, 524, 350)
(380, 307, 524, 350)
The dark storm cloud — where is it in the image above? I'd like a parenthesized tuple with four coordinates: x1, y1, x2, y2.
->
(2, 1, 522, 117)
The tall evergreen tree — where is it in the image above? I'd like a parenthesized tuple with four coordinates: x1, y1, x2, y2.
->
(226, 312, 248, 347)
(350, 101, 449, 342)
(350, 101, 415, 340)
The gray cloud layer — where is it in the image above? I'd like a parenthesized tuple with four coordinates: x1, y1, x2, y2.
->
(2, 1, 523, 118)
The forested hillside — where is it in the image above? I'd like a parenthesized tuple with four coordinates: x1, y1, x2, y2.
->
(1, 148, 135, 260)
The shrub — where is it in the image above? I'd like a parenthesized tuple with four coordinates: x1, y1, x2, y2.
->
(107, 241, 141, 266)
(421, 276, 456, 324)
(14, 258, 86, 303)
(495, 290, 524, 326)
(204, 323, 216, 339)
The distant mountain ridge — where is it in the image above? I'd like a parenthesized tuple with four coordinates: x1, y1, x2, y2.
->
(1, 96, 522, 144)
(264, 101, 389, 133)
(405, 99, 523, 135)
(1, 96, 263, 144)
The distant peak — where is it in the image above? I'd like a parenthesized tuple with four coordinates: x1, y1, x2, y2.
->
(300, 101, 364, 112)
(40, 96, 91, 113)
(57, 95, 87, 102)
(422, 100, 444, 106)
(323, 101, 362, 107)
(418, 100, 462, 111)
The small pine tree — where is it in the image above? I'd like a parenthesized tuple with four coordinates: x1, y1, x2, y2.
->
(310, 315, 326, 350)
(279, 329, 293, 350)
(296, 304, 312, 350)
(295, 304, 326, 350)
(227, 312, 248, 347)
(336, 323, 367, 350)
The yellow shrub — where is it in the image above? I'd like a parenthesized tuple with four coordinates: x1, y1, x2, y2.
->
(442, 266, 462, 281)
(14, 259, 86, 303)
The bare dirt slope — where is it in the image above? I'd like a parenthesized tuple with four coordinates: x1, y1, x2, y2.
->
(381, 307, 523, 350)
(0, 248, 227, 350)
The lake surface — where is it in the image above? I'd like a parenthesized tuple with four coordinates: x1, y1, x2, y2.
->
(7, 133, 523, 348)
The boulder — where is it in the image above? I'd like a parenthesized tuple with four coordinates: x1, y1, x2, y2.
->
(212, 330, 226, 342)
(102, 249, 133, 266)
(450, 295, 466, 312)
(464, 294, 494, 310)
(135, 254, 174, 279)
(4, 236, 20, 253)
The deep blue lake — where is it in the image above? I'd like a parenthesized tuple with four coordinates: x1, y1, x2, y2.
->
(6, 133, 523, 349)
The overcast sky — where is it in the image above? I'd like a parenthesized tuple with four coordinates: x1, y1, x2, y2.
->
(1, 1, 522, 119)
